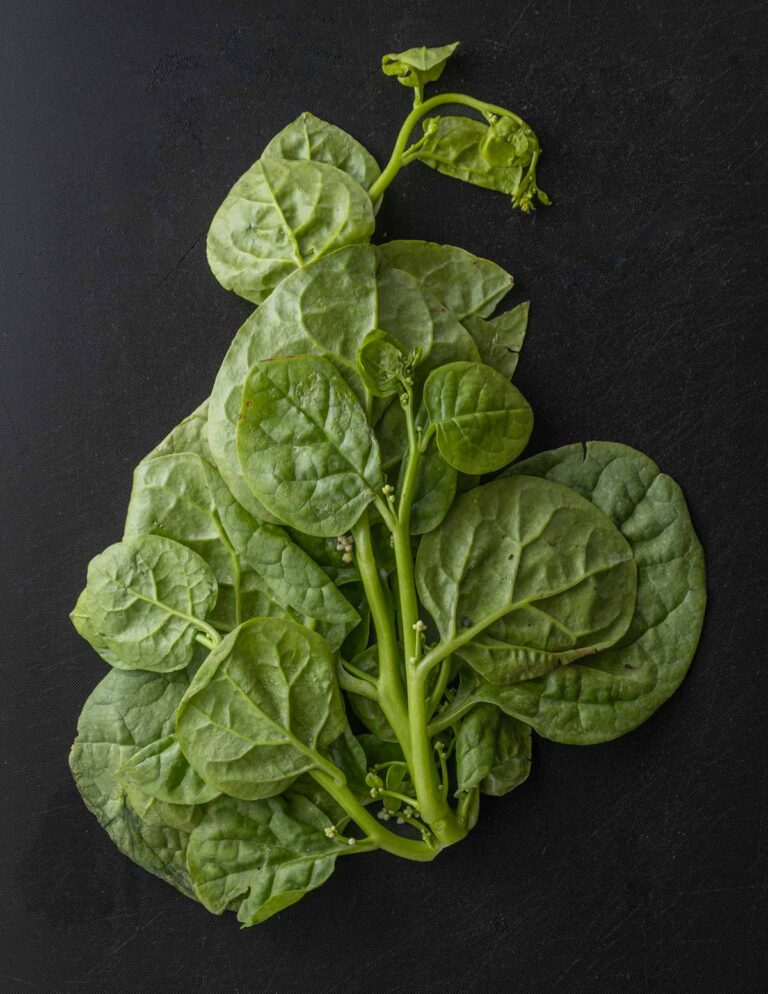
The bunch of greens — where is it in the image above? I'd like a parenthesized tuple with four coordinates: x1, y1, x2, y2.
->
(70, 43, 705, 926)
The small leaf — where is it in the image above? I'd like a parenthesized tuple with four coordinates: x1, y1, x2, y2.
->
(207, 158, 374, 305)
(400, 437, 457, 534)
(422, 361, 533, 473)
(80, 535, 217, 673)
(176, 618, 347, 799)
(382, 42, 459, 89)
(463, 302, 529, 379)
(455, 705, 531, 797)
(237, 355, 383, 537)
(357, 329, 412, 398)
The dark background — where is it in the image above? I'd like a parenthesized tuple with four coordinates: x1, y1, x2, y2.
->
(2, 1, 766, 991)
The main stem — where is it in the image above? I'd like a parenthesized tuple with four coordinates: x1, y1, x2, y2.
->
(351, 512, 412, 759)
(393, 392, 467, 847)
(368, 91, 527, 203)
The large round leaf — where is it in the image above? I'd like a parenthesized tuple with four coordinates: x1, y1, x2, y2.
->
(207, 158, 374, 305)
(495, 442, 706, 743)
(176, 618, 347, 799)
(83, 534, 218, 672)
(416, 475, 637, 684)
(237, 355, 383, 537)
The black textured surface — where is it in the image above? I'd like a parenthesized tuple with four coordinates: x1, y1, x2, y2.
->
(2, 2, 767, 991)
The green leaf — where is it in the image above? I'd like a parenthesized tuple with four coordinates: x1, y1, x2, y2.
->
(70, 588, 121, 668)
(237, 355, 383, 537)
(358, 735, 406, 768)
(207, 157, 374, 305)
(187, 793, 345, 925)
(414, 115, 548, 212)
(207, 244, 438, 518)
(400, 436, 457, 534)
(416, 475, 637, 684)
(495, 442, 706, 743)
(377, 240, 513, 319)
(263, 112, 381, 194)
(79, 534, 217, 672)
(382, 42, 459, 89)
(117, 734, 220, 805)
(122, 782, 203, 834)
(422, 361, 533, 473)
(455, 705, 531, 797)
(69, 667, 199, 900)
(176, 618, 347, 799)
(327, 729, 370, 802)
(463, 301, 529, 379)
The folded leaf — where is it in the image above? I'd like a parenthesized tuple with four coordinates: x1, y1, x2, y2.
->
(382, 42, 459, 89)
(176, 618, 347, 799)
(237, 355, 383, 537)
(422, 361, 533, 473)
(414, 115, 548, 212)
(69, 667, 199, 899)
(207, 157, 374, 305)
(416, 475, 637, 684)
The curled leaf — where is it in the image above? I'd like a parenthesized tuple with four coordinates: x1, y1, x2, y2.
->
(382, 42, 459, 90)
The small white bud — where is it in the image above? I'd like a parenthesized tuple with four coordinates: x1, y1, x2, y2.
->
(347, 837, 357, 846)
(324, 826, 336, 838)
(412, 620, 427, 633)
(342, 552, 352, 563)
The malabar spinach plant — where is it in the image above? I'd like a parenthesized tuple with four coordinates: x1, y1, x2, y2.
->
(70, 42, 706, 926)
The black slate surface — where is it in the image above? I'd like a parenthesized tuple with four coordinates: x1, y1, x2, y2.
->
(2, 2, 767, 991)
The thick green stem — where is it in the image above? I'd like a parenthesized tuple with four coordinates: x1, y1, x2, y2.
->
(310, 769, 436, 862)
(393, 395, 467, 849)
(368, 91, 527, 202)
(352, 511, 411, 757)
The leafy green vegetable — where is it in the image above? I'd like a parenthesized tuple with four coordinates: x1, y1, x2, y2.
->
(70, 42, 705, 926)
